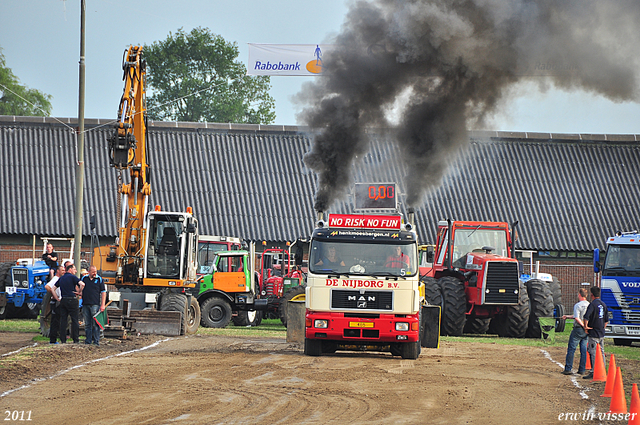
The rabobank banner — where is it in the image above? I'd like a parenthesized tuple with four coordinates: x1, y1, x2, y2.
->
(247, 44, 334, 76)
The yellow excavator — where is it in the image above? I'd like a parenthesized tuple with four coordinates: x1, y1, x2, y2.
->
(92, 45, 201, 335)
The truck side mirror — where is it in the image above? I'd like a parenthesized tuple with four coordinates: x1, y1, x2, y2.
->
(593, 248, 600, 273)
(426, 245, 434, 263)
(187, 223, 196, 233)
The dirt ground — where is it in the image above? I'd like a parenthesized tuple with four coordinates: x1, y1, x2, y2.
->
(0, 332, 636, 425)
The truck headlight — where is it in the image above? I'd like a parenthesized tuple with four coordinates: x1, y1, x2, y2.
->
(314, 319, 328, 329)
(22, 280, 28, 288)
(395, 322, 409, 331)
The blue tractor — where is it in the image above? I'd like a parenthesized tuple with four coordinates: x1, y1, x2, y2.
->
(0, 260, 48, 320)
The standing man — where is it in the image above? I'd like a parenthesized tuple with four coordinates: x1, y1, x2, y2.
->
(81, 266, 106, 346)
(55, 263, 83, 344)
(45, 265, 65, 344)
(583, 286, 609, 379)
(42, 243, 59, 282)
(562, 288, 590, 375)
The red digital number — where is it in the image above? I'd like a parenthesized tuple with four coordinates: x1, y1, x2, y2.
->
(368, 185, 394, 201)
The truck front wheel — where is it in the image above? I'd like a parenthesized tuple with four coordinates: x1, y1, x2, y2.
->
(399, 341, 421, 359)
(200, 297, 232, 328)
(304, 338, 322, 356)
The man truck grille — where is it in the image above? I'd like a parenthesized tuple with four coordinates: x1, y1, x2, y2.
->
(331, 290, 393, 311)
(483, 262, 519, 304)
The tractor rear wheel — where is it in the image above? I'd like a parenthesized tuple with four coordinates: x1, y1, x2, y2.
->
(200, 297, 232, 328)
(550, 277, 563, 307)
(464, 317, 490, 334)
(159, 293, 189, 335)
(421, 276, 442, 307)
(0, 262, 13, 320)
(438, 276, 466, 336)
(279, 285, 305, 328)
(526, 279, 554, 338)
(492, 282, 530, 338)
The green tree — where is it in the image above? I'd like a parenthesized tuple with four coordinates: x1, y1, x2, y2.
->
(0, 49, 52, 116)
(144, 27, 275, 124)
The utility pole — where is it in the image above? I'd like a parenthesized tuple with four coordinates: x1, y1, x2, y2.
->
(73, 0, 86, 275)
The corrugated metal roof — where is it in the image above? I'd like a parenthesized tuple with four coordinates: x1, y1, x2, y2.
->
(1, 116, 639, 251)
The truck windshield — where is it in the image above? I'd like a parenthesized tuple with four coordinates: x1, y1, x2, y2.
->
(604, 245, 640, 275)
(309, 240, 417, 277)
(452, 228, 508, 265)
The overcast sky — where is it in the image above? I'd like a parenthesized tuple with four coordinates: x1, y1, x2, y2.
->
(2, 0, 640, 134)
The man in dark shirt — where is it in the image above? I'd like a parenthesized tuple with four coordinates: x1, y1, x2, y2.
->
(54, 263, 83, 344)
(582, 286, 609, 379)
(42, 243, 59, 282)
(81, 266, 106, 346)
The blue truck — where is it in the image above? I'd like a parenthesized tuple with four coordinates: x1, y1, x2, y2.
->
(594, 231, 640, 346)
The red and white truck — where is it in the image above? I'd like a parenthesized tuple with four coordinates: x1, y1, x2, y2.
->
(304, 204, 423, 359)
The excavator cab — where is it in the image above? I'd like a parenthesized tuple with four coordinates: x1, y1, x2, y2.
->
(145, 212, 198, 282)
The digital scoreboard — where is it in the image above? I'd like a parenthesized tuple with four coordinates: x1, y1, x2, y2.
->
(354, 183, 397, 210)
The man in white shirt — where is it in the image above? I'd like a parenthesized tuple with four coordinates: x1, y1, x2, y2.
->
(562, 288, 590, 375)
(45, 265, 64, 344)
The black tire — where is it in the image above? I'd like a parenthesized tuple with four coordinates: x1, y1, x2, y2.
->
(304, 338, 322, 356)
(491, 282, 530, 338)
(464, 317, 490, 334)
(186, 295, 201, 335)
(421, 276, 442, 307)
(614, 338, 633, 346)
(526, 279, 554, 338)
(550, 277, 562, 307)
(322, 341, 337, 354)
(233, 310, 263, 327)
(200, 297, 232, 328)
(39, 291, 53, 337)
(159, 293, 188, 335)
(399, 341, 421, 359)
(279, 285, 306, 328)
(0, 262, 13, 320)
(438, 276, 466, 336)
(554, 303, 566, 333)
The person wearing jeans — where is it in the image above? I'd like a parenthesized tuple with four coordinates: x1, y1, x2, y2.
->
(562, 288, 590, 375)
(81, 266, 106, 346)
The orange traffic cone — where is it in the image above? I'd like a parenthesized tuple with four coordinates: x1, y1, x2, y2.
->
(629, 383, 640, 424)
(602, 353, 617, 397)
(608, 367, 627, 414)
(586, 351, 592, 370)
(592, 343, 607, 382)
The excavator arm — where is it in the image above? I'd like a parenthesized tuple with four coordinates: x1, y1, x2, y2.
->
(107, 45, 151, 284)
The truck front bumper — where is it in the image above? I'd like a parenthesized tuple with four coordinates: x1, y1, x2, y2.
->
(606, 324, 640, 340)
(305, 311, 420, 343)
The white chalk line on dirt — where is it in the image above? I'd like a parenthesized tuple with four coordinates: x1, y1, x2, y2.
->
(1, 343, 38, 358)
(540, 349, 591, 400)
(1, 338, 171, 398)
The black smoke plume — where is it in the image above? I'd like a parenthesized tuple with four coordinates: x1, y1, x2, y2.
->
(297, 0, 640, 211)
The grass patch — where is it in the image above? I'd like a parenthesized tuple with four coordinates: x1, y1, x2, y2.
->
(196, 318, 286, 338)
(0, 319, 41, 333)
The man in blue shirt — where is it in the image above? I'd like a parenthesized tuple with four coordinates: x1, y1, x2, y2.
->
(54, 263, 83, 344)
(81, 266, 106, 346)
(582, 286, 609, 380)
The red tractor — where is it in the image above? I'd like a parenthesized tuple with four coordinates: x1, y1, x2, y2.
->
(420, 220, 553, 338)
(259, 239, 307, 326)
